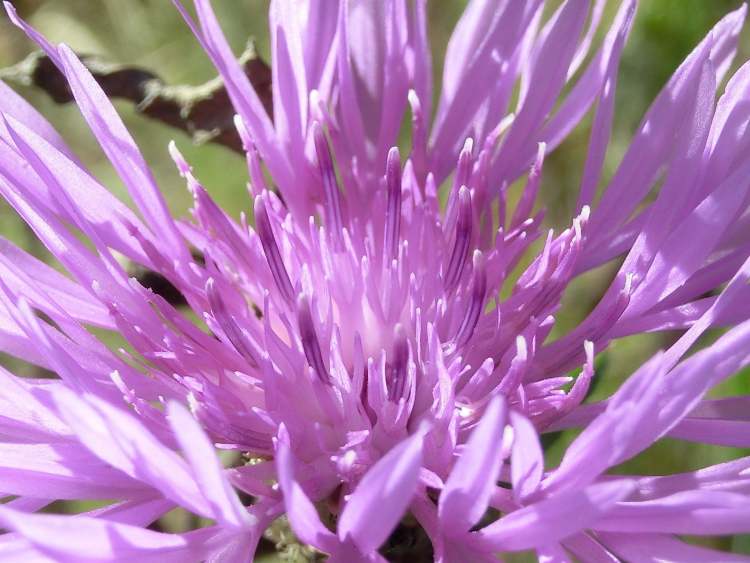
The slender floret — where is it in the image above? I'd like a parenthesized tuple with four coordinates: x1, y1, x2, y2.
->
(0, 0, 750, 561)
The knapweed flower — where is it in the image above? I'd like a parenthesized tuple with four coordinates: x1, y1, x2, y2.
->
(1, 0, 750, 560)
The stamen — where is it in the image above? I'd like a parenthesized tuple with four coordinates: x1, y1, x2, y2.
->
(312, 122, 344, 243)
(384, 147, 402, 262)
(444, 186, 473, 291)
(408, 90, 427, 179)
(388, 325, 409, 402)
(206, 278, 258, 367)
(454, 138, 474, 192)
(193, 184, 249, 259)
(511, 142, 546, 229)
(296, 295, 329, 384)
(568, 341, 595, 406)
(454, 251, 487, 347)
(444, 138, 474, 234)
(483, 113, 515, 155)
(254, 195, 295, 304)
(309, 90, 326, 124)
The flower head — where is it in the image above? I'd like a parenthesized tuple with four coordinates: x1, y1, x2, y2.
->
(1, 0, 750, 561)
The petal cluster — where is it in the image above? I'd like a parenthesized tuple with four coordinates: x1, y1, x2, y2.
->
(0, 0, 749, 561)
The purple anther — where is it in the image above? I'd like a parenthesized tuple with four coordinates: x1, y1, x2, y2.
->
(296, 294, 329, 384)
(254, 196, 295, 304)
(454, 251, 487, 347)
(444, 186, 473, 292)
(312, 122, 344, 241)
(206, 278, 258, 367)
(387, 325, 410, 402)
(445, 139, 474, 233)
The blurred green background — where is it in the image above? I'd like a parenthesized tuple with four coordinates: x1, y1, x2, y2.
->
(0, 0, 749, 558)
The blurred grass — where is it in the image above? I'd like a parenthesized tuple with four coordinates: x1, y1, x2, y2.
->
(1, 0, 749, 557)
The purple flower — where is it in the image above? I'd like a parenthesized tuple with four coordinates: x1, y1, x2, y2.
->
(0, 0, 750, 560)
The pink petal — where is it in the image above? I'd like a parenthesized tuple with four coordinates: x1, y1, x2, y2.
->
(599, 532, 750, 563)
(338, 429, 425, 553)
(167, 401, 253, 528)
(439, 395, 507, 533)
(477, 480, 634, 552)
(0, 442, 145, 500)
(55, 45, 187, 262)
(275, 425, 339, 554)
(51, 388, 212, 518)
(510, 410, 544, 503)
(0, 505, 208, 562)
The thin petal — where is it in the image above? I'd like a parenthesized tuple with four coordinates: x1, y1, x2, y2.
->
(0, 79, 77, 162)
(476, 480, 634, 552)
(50, 388, 212, 518)
(439, 395, 507, 533)
(599, 532, 750, 563)
(183, 0, 295, 198)
(0, 505, 209, 563)
(0, 442, 147, 499)
(2, 113, 156, 268)
(55, 45, 186, 262)
(510, 410, 544, 503)
(550, 319, 750, 492)
(338, 429, 425, 553)
(275, 425, 339, 553)
(595, 490, 750, 535)
(167, 402, 253, 528)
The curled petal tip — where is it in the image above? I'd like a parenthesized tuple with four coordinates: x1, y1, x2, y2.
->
(3, 1, 18, 21)
(168, 141, 191, 176)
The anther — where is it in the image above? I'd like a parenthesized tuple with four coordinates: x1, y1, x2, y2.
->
(254, 196, 295, 304)
(387, 325, 410, 402)
(296, 295, 330, 384)
(312, 122, 344, 243)
(454, 251, 487, 347)
(444, 186, 473, 291)
(206, 278, 258, 367)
